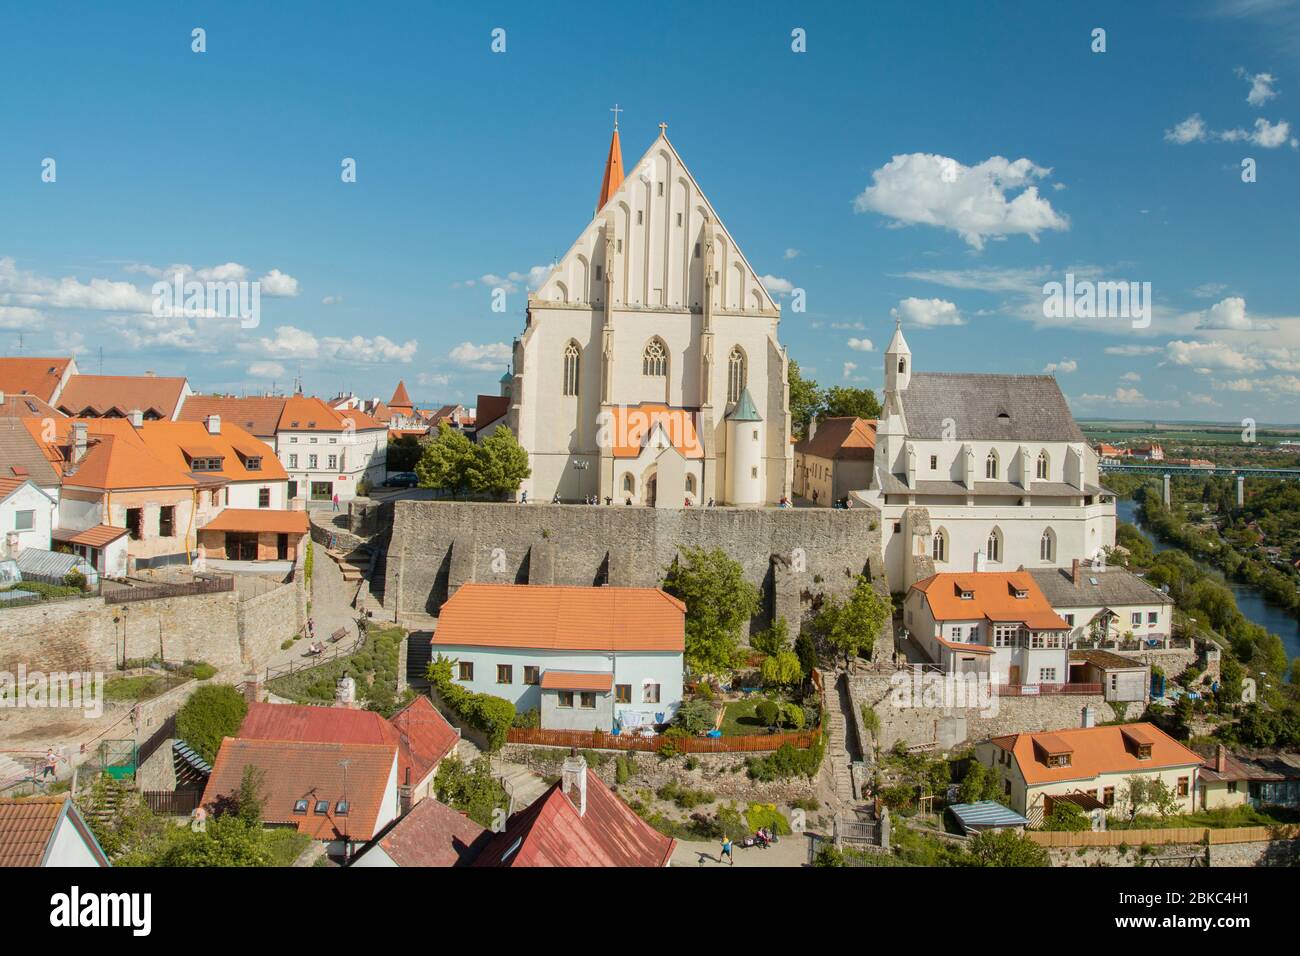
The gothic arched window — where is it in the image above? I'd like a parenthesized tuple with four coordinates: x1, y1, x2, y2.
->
(622, 473, 635, 494)
(727, 346, 746, 404)
(986, 527, 1002, 563)
(562, 341, 580, 397)
(985, 450, 999, 480)
(932, 527, 947, 562)
(1040, 528, 1055, 562)
(1036, 449, 1049, 480)
(642, 338, 667, 377)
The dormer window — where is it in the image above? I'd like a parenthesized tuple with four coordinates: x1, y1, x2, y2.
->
(245, 456, 261, 471)
(1045, 752, 1072, 769)
(1121, 726, 1157, 759)
(959, 589, 973, 601)
(1013, 588, 1028, 599)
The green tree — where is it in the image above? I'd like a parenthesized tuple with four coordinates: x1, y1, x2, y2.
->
(662, 547, 760, 673)
(787, 359, 821, 440)
(416, 422, 477, 497)
(957, 760, 1001, 805)
(385, 433, 424, 472)
(761, 650, 802, 689)
(175, 684, 248, 764)
(1043, 800, 1090, 832)
(150, 815, 272, 867)
(434, 755, 508, 829)
(965, 829, 1050, 867)
(468, 426, 531, 498)
(235, 765, 266, 827)
(751, 617, 790, 657)
(819, 385, 881, 422)
(813, 576, 891, 666)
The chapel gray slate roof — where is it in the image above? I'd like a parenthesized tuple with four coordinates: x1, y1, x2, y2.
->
(901, 373, 1086, 443)
(1027, 566, 1173, 609)
(874, 472, 1102, 498)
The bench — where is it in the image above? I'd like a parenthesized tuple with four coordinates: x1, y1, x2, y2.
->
(330, 627, 348, 644)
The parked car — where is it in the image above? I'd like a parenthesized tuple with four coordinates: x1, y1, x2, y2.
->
(384, 471, 419, 488)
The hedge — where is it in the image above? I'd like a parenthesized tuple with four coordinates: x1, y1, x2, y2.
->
(427, 655, 515, 751)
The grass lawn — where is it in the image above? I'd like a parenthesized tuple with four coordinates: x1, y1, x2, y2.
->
(103, 674, 190, 703)
(719, 698, 772, 736)
(263, 828, 314, 866)
(1109, 804, 1300, 830)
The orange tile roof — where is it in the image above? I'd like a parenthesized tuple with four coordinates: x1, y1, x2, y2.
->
(179, 395, 288, 438)
(605, 404, 703, 459)
(389, 380, 413, 409)
(540, 671, 615, 691)
(339, 407, 385, 431)
(991, 723, 1203, 786)
(200, 508, 309, 534)
(794, 417, 876, 460)
(0, 357, 73, 403)
(24, 418, 198, 491)
(0, 391, 64, 420)
(278, 395, 349, 432)
(596, 127, 625, 212)
(52, 524, 128, 547)
(434, 584, 686, 653)
(201, 738, 397, 841)
(0, 795, 108, 867)
(57, 374, 187, 419)
(912, 572, 1069, 631)
(474, 766, 674, 867)
(0, 475, 34, 502)
(138, 421, 288, 482)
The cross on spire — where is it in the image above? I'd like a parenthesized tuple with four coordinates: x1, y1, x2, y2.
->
(609, 103, 622, 130)
(659, 121, 668, 135)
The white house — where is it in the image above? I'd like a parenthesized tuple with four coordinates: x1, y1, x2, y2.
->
(0, 477, 54, 559)
(904, 571, 1072, 689)
(0, 795, 109, 867)
(1028, 560, 1175, 647)
(432, 583, 686, 732)
(275, 395, 387, 503)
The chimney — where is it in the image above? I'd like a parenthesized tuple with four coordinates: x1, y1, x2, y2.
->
(71, 422, 89, 464)
(1216, 744, 1228, 774)
(561, 749, 588, 817)
(808, 418, 818, 440)
(0, 390, 5, 405)
(1072, 558, 1082, 586)
(242, 674, 261, 704)
(205, 414, 221, 435)
(128, 408, 143, 428)
(974, 551, 987, 573)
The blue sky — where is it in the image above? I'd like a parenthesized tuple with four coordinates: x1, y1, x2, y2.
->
(3, 0, 1300, 422)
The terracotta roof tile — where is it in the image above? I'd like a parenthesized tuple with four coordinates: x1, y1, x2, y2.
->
(179, 395, 288, 438)
(539, 671, 614, 691)
(278, 395, 349, 432)
(200, 737, 398, 841)
(0, 795, 107, 867)
(389, 381, 413, 409)
(434, 584, 685, 653)
(794, 417, 876, 460)
(606, 404, 703, 459)
(359, 798, 489, 867)
(0, 357, 73, 403)
(912, 572, 1069, 631)
(57, 374, 188, 419)
(200, 508, 309, 534)
(474, 395, 509, 432)
(996, 723, 1202, 786)
(52, 524, 128, 547)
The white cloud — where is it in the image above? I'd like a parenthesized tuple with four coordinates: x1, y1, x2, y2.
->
(783, 248, 801, 260)
(1120, 371, 1142, 382)
(450, 341, 512, 371)
(1104, 344, 1162, 356)
(842, 361, 857, 379)
(1165, 114, 1209, 144)
(1043, 359, 1077, 374)
(830, 322, 865, 330)
(324, 334, 416, 364)
(417, 372, 451, 388)
(256, 325, 320, 360)
(248, 361, 285, 379)
(853, 153, 1067, 249)
(1078, 387, 1148, 406)
(258, 269, 300, 297)
(1165, 339, 1263, 372)
(322, 295, 342, 306)
(896, 265, 1051, 293)
(1195, 296, 1275, 331)
(890, 296, 964, 327)
(1238, 68, 1279, 107)
(760, 274, 794, 296)
(847, 337, 875, 352)
(1218, 117, 1294, 147)
(468, 266, 551, 293)
(0, 305, 44, 330)
(1192, 282, 1228, 299)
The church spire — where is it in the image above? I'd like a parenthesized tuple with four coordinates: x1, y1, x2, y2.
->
(596, 108, 625, 213)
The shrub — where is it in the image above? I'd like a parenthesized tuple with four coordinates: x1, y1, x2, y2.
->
(755, 699, 780, 728)
(426, 655, 515, 751)
(176, 684, 248, 764)
(615, 754, 635, 785)
(744, 802, 791, 835)
(190, 662, 217, 681)
(674, 698, 717, 734)
(512, 708, 540, 729)
(745, 739, 825, 782)
(780, 702, 805, 730)
(64, 569, 87, 590)
(1044, 801, 1091, 832)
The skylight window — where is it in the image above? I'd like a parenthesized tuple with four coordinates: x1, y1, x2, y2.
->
(293, 799, 308, 814)
(314, 800, 330, 814)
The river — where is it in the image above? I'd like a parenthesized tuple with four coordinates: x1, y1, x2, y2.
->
(1116, 498, 1300, 665)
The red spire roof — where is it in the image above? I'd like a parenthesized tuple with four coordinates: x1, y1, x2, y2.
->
(596, 128, 625, 213)
(389, 380, 413, 409)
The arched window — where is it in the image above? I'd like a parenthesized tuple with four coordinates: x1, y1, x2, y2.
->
(1040, 528, 1055, 561)
(685, 474, 697, 495)
(727, 346, 746, 404)
(642, 338, 667, 377)
(986, 528, 1002, 563)
(1036, 450, 1049, 480)
(562, 341, 580, 396)
(622, 474, 635, 494)
(898, 358, 906, 374)
(932, 528, 947, 562)
(985, 450, 999, 480)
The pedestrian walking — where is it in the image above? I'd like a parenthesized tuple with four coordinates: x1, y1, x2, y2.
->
(720, 836, 734, 865)
(332, 492, 340, 512)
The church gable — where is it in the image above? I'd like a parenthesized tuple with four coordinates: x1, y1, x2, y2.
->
(533, 130, 779, 317)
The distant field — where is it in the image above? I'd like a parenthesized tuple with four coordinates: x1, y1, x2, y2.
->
(1081, 423, 1300, 446)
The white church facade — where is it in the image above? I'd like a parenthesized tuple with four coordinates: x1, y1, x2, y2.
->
(858, 323, 1117, 593)
(499, 122, 793, 507)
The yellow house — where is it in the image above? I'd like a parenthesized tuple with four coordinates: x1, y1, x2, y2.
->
(976, 722, 1202, 827)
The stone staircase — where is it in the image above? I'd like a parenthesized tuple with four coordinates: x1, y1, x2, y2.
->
(824, 673, 861, 808)
(495, 760, 550, 813)
(0, 754, 33, 793)
(405, 632, 433, 690)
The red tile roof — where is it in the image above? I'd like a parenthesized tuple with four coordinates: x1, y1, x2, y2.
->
(357, 797, 488, 867)
(200, 738, 397, 841)
(794, 417, 876, 460)
(200, 508, 309, 535)
(389, 381, 413, 409)
(912, 572, 1069, 631)
(52, 524, 128, 548)
(540, 671, 614, 691)
(0, 391, 64, 420)
(278, 395, 349, 432)
(0, 475, 35, 503)
(473, 766, 675, 867)
(0, 795, 108, 867)
(179, 395, 288, 438)
(434, 584, 686, 653)
(474, 395, 509, 432)
(57, 374, 188, 419)
(0, 357, 73, 403)
(237, 699, 457, 789)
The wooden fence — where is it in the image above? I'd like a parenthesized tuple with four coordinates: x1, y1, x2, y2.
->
(142, 789, 202, 816)
(996, 682, 1101, 697)
(107, 576, 234, 605)
(1028, 824, 1300, 847)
